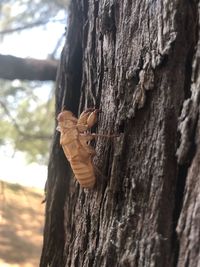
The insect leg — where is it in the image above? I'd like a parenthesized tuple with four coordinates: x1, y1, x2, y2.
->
(86, 109, 99, 128)
(77, 109, 99, 131)
(86, 133, 119, 138)
(77, 109, 94, 126)
(79, 134, 96, 156)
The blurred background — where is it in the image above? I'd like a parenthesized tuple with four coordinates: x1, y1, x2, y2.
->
(0, 1, 69, 266)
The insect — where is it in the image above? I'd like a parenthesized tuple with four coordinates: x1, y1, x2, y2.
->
(57, 108, 113, 188)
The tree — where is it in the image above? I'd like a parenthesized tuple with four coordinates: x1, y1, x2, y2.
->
(0, 54, 58, 81)
(40, 1, 200, 266)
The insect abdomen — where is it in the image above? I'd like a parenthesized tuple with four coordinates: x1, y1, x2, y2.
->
(70, 159, 96, 188)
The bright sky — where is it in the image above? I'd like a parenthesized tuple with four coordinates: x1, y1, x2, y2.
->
(0, 15, 66, 189)
(0, 21, 65, 59)
(0, 146, 47, 188)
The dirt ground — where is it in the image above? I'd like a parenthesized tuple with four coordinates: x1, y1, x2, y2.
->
(0, 180, 45, 267)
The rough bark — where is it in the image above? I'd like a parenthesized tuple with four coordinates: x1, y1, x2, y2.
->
(40, 0, 199, 267)
(0, 54, 58, 81)
(176, 6, 200, 266)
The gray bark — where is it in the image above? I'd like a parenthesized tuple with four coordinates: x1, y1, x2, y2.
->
(40, 0, 199, 266)
(176, 7, 200, 266)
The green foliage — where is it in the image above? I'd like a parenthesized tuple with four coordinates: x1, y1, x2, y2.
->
(0, 0, 68, 163)
(0, 80, 55, 164)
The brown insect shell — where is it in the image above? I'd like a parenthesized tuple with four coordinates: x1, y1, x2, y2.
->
(57, 109, 96, 188)
(77, 110, 91, 125)
(57, 110, 75, 122)
(61, 127, 96, 188)
(60, 129, 79, 160)
(77, 124, 88, 132)
(87, 110, 98, 128)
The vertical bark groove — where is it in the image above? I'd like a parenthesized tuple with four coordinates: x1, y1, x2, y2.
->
(173, 2, 200, 267)
(40, 1, 84, 266)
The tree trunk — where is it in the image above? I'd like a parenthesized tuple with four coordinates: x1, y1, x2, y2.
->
(0, 54, 58, 81)
(40, 1, 199, 266)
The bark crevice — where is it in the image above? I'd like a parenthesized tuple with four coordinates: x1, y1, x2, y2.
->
(172, 2, 199, 266)
(40, 0, 84, 266)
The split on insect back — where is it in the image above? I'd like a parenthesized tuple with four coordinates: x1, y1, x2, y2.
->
(56, 108, 118, 189)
